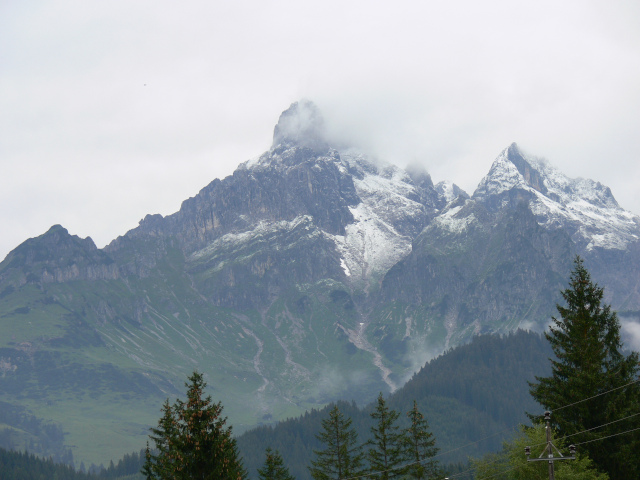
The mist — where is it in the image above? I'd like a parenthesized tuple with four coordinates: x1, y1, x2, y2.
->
(621, 316, 640, 352)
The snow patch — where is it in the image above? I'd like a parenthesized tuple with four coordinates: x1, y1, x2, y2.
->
(190, 216, 317, 261)
(332, 200, 412, 284)
(328, 150, 428, 285)
(340, 258, 351, 277)
(433, 210, 476, 234)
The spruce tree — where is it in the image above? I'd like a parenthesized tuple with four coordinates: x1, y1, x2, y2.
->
(144, 399, 179, 478)
(365, 393, 405, 480)
(529, 256, 640, 478)
(403, 401, 440, 480)
(257, 447, 295, 480)
(309, 405, 363, 480)
(143, 371, 247, 480)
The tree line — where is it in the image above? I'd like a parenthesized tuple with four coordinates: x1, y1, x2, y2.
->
(0, 447, 145, 480)
(142, 371, 442, 480)
(238, 329, 556, 478)
(309, 396, 440, 480)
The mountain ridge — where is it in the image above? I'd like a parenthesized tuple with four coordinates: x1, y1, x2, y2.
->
(1, 101, 639, 466)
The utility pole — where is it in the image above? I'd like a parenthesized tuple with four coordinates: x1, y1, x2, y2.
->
(525, 411, 576, 480)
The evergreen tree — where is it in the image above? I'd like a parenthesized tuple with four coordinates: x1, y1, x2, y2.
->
(257, 447, 295, 480)
(529, 257, 640, 478)
(144, 399, 179, 478)
(309, 405, 363, 480)
(402, 401, 440, 480)
(365, 393, 405, 480)
(143, 371, 247, 480)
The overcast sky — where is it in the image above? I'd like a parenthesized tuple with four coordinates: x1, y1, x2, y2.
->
(2, 0, 640, 261)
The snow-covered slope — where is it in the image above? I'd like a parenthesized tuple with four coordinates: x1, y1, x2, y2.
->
(474, 143, 640, 251)
(331, 150, 437, 286)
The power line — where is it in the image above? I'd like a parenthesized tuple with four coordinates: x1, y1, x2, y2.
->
(438, 442, 524, 480)
(525, 412, 576, 480)
(442, 463, 479, 479)
(430, 426, 519, 461)
(551, 378, 640, 414)
(527, 411, 640, 448)
(445, 417, 640, 480)
(529, 378, 640, 421)
(456, 423, 640, 480)
(573, 426, 640, 447)
(442, 378, 640, 464)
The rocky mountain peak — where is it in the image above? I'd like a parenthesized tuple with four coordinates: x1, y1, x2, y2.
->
(473, 143, 546, 201)
(435, 181, 469, 205)
(405, 163, 434, 190)
(272, 100, 327, 151)
(505, 143, 548, 195)
(472, 143, 639, 252)
(475, 143, 622, 210)
(11, 225, 99, 262)
(0, 225, 117, 286)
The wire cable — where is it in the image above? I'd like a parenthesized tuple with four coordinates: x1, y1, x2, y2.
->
(572, 426, 640, 447)
(430, 425, 519, 461)
(532, 378, 640, 418)
(527, 411, 640, 449)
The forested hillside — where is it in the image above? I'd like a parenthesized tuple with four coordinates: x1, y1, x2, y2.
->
(0, 447, 144, 480)
(237, 330, 553, 480)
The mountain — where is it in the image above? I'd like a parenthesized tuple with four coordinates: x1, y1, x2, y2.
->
(0, 101, 639, 466)
(474, 143, 640, 309)
(380, 142, 640, 347)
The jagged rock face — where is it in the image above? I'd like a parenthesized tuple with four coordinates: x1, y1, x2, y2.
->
(170, 147, 359, 243)
(3, 120, 638, 334)
(331, 150, 448, 287)
(435, 180, 469, 205)
(187, 216, 344, 309)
